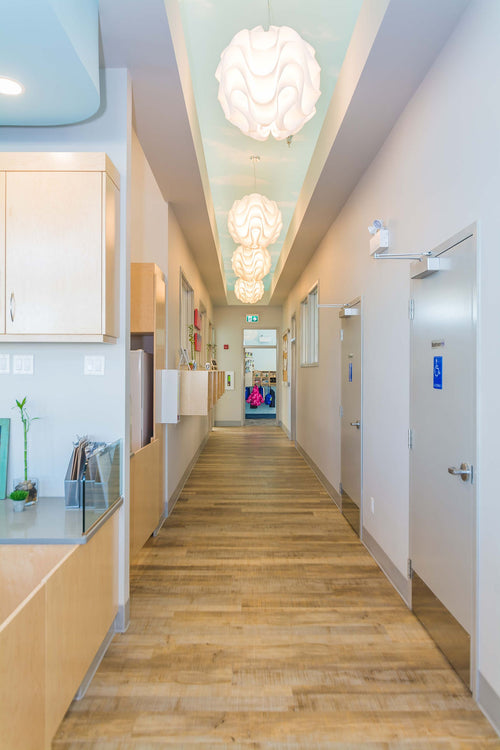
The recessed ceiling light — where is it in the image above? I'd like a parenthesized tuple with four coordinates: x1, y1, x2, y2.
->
(0, 77, 24, 96)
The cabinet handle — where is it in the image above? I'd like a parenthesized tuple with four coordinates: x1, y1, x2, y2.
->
(9, 293, 15, 322)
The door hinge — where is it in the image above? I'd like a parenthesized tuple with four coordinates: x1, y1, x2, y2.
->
(407, 558, 413, 580)
(408, 428, 413, 450)
(339, 405, 343, 418)
(408, 299, 415, 320)
(340, 329, 344, 341)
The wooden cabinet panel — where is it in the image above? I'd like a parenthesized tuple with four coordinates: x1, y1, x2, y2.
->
(0, 153, 119, 342)
(0, 586, 46, 750)
(179, 370, 225, 416)
(131, 262, 155, 333)
(45, 513, 118, 746)
(6, 172, 102, 335)
(103, 174, 120, 338)
(130, 438, 162, 560)
(130, 263, 166, 557)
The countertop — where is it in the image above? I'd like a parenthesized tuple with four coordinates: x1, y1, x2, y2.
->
(0, 495, 123, 545)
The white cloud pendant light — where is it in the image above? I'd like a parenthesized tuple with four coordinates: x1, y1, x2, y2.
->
(228, 193, 282, 248)
(232, 245, 271, 282)
(234, 278, 265, 304)
(216, 25, 321, 141)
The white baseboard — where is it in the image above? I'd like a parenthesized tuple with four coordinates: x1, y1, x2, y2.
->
(362, 527, 411, 605)
(478, 672, 500, 736)
(295, 440, 341, 509)
(168, 434, 209, 515)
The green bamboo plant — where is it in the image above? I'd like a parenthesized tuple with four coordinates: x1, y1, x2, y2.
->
(187, 324, 196, 363)
(14, 397, 39, 481)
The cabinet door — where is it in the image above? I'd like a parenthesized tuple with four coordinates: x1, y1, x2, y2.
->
(0, 173, 5, 335)
(6, 171, 102, 335)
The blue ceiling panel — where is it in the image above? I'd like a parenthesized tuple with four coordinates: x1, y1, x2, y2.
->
(0, 0, 100, 126)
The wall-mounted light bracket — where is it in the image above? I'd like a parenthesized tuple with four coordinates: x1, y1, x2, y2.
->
(318, 303, 347, 309)
(373, 251, 432, 261)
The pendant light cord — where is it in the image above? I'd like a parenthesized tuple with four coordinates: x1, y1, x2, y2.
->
(267, 0, 272, 30)
(250, 155, 260, 192)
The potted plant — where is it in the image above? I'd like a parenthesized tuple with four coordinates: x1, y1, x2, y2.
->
(12, 397, 39, 506)
(9, 489, 28, 513)
(187, 324, 196, 369)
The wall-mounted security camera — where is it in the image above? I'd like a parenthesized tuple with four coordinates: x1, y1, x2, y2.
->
(368, 219, 389, 256)
(368, 219, 383, 235)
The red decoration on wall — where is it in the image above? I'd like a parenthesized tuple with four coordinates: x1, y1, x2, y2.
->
(194, 308, 201, 330)
(224, 344, 229, 349)
(194, 332, 201, 352)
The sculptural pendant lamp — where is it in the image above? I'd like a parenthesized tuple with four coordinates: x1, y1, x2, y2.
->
(234, 278, 265, 304)
(228, 156, 282, 249)
(215, 3, 321, 141)
(232, 244, 271, 282)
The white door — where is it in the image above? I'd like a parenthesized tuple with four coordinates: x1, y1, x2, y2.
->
(340, 300, 362, 535)
(410, 227, 476, 688)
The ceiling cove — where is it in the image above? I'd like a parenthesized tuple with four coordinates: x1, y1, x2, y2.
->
(177, 0, 363, 302)
(0, 0, 100, 126)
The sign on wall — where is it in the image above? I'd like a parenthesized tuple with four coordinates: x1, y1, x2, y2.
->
(246, 314, 259, 323)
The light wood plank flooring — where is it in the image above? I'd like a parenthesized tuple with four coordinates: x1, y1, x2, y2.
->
(53, 425, 499, 748)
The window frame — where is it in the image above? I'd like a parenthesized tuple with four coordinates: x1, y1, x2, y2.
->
(179, 270, 194, 355)
(300, 282, 319, 367)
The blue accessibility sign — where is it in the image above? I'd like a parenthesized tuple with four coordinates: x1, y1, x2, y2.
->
(433, 356, 443, 390)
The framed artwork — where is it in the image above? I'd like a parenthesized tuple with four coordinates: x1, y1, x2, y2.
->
(194, 332, 201, 352)
(0, 418, 10, 500)
(194, 308, 201, 330)
(282, 330, 289, 384)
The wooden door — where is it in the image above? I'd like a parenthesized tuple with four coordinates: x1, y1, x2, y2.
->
(6, 171, 102, 335)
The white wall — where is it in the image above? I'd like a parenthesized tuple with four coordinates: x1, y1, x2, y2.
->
(131, 129, 169, 268)
(282, 0, 500, 707)
(0, 69, 131, 613)
(248, 348, 277, 371)
(167, 205, 213, 504)
(214, 306, 282, 424)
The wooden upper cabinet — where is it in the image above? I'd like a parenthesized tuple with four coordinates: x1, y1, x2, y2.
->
(0, 153, 120, 342)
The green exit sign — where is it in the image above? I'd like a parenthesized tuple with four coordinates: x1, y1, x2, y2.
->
(246, 314, 259, 323)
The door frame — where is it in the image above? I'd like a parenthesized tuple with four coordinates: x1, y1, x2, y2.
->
(241, 327, 279, 425)
(340, 296, 363, 537)
(409, 223, 478, 693)
(290, 313, 297, 443)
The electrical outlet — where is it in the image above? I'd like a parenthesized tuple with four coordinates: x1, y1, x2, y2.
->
(370, 497, 375, 514)
(0, 354, 10, 374)
(84, 355, 105, 376)
(13, 354, 34, 375)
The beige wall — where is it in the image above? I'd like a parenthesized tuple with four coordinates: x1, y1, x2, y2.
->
(131, 131, 214, 510)
(167, 205, 213, 502)
(281, 0, 500, 707)
(214, 306, 282, 425)
(131, 129, 168, 267)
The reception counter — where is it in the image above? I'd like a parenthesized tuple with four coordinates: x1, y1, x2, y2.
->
(0, 499, 121, 750)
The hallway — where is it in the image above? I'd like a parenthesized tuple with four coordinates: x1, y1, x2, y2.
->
(54, 426, 498, 748)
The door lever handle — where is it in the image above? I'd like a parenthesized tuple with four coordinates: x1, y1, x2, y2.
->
(448, 463, 472, 482)
(350, 420, 361, 428)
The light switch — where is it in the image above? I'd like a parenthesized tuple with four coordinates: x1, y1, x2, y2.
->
(84, 355, 105, 376)
(0, 354, 10, 374)
(13, 355, 34, 375)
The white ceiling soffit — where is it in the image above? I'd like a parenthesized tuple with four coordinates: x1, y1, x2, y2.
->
(98, 0, 227, 304)
(270, 0, 470, 304)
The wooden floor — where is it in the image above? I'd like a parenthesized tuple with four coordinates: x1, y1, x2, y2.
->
(53, 425, 499, 748)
